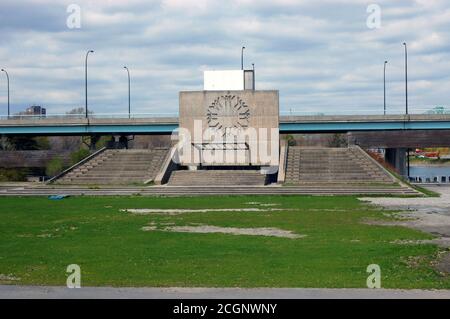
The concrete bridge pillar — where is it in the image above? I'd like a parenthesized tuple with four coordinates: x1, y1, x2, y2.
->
(118, 135, 128, 149)
(84, 135, 100, 151)
(91, 135, 100, 151)
(385, 148, 407, 177)
(106, 135, 117, 148)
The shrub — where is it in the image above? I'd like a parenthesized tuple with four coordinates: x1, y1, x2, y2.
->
(328, 133, 347, 148)
(35, 137, 51, 150)
(284, 134, 296, 146)
(46, 157, 64, 177)
(0, 168, 28, 181)
(70, 148, 91, 165)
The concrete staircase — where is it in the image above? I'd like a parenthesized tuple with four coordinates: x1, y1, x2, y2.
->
(167, 170, 267, 186)
(285, 147, 394, 184)
(56, 149, 169, 185)
(1, 185, 420, 196)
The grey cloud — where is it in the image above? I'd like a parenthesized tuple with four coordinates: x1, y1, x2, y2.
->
(0, 2, 66, 32)
(0, 0, 449, 116)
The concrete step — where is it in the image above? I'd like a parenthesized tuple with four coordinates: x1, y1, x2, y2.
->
(285, 147, 393, 185)
(168, 170, 267, 186)
(73, 174, 154, 178)
(56, 148, 170, 185)
(87, 165, 162, 171)
(4, 186, 420, 196)
(287, 173, 390, 178)
(287, 168, 387, 173)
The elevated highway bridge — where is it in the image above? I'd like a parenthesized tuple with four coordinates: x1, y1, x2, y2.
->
(2, 114, 450, 136)
(2, 114, 450, 178)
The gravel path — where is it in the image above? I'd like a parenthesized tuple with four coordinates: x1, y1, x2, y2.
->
(360, 185, 450, 242)
(360, 184, 450, 274)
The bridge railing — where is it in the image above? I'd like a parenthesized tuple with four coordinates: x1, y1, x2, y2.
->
(279, 107, 449, 116)
(0, 107, 448, 120)
(0, 112, 179, 120)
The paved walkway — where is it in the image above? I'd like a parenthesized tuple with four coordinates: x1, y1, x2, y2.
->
(0, 184, 417, 196)
(1, 285, 449, 299)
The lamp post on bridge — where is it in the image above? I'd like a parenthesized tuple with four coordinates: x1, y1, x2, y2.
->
(85, 50, 94, 119)
(252, 63, 255, 90)
(123, 66, 131, 119)
(403, 42, 408, 115)
(1, 68, 10, 118)
(403, 42, 410, 178)
(241, 46, 245, 70)
(384, 61, 388, 115)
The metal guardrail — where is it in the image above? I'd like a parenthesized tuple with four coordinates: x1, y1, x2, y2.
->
(45, 147, 107, 184)
(354, 145, 397, 183)
(280, 110, 450, 116)
(0, 113, 179, 121)
(411, 176, 450, 184)
(1, 107, 449, 120)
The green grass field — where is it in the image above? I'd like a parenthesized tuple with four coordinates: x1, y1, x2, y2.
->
(0, 195, 448, 288)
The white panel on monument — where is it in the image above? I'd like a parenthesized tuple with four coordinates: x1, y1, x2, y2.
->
(204, 70, 244, 91)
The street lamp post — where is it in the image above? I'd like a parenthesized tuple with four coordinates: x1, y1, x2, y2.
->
(85, 50, 94, 119)
(123, 66, 131, 119)
(403, 42, 408, 115)
(384, 61, 388, 115)
(1, 68, 10, 118)
(403, 43, 410, 179)
(252, 63, 255, 90)
(241, 46, 245, 70)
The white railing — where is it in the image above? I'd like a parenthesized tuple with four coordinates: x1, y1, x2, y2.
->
(280, 106, 450, 116)
(0, 112, 179, 120)
(1, 107, 449, 120)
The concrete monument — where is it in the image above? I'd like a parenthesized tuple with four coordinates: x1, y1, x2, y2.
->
(177, 71, 279, 168)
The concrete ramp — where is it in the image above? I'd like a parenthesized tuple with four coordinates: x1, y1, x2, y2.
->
(55, 149, 169, 185)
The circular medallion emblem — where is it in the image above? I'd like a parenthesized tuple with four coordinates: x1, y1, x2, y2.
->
(206, 95, 250, 133)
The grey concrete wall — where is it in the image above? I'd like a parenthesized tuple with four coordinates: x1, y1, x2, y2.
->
(277, 139, 287, 183)
(0, 150, 72, 168)
(385, 148, 407, 177)
(349, 130, 450, 148)
(179, 90, 279, 166)
(179, 90, 279, 135)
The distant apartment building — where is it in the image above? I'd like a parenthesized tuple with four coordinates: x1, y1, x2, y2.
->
(25, 105, 46, 116)
(16, 105, 46, 117)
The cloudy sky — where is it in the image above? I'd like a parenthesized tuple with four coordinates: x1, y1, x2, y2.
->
(0, 0, 449, 116)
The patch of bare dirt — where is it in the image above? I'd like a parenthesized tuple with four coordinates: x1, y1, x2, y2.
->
(0, 274, 20, 283)
(361, 189, 450, 274)
(360, 192, 450, 242)
(123, 208, 290, 215)
(141, 224, 305, 239)
(244, 202, 280, 207)
(402, 255, 429, 270)
(436, 251, 450, 275)
(391, 238, 450, 248)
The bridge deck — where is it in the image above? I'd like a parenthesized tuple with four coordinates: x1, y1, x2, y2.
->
(1, 114, 450, 135)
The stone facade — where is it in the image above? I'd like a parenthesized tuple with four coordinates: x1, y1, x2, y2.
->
(178, 90, 279, 167)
